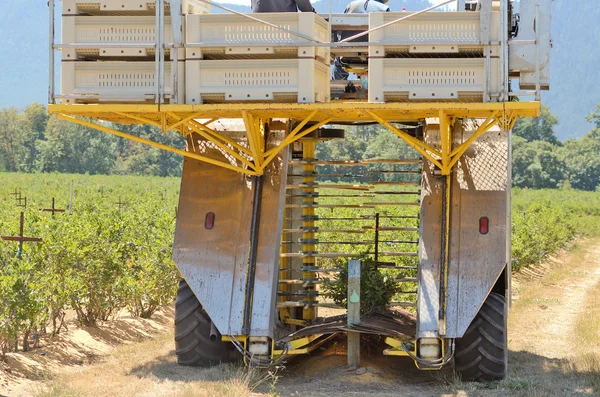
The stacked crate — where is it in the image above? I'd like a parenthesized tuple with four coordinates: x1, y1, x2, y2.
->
(60, 0, 208, 104)
(368, 11, 501, 103)
(184, 13, 330, 104)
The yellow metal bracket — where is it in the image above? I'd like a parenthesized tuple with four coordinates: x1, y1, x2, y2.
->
(55, 114, 260, 176)
(49, 101, 540, 177)
(272, 333, 336, 356)
(383, 337, 413, 357)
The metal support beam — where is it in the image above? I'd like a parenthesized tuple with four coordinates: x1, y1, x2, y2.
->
(185, 121, 257, 171)
(365, 110, 443, 170)
(439, 110, 452, 175)
(438, 174, 451, 336)
(242, 111, 264, 169)
(55, 114, 259, 176)
(242, 175, 264, 334)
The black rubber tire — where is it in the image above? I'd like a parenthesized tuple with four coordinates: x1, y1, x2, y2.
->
(454, 292, 507, 381)
(175, 279, 235, 367)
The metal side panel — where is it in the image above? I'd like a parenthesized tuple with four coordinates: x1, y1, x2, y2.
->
(446, 121, 508, 338)
(417, 123, 442, 339)
(173, 128, 287, 338)
(418, 119, 508, 339)
(249, 128, 289, 336)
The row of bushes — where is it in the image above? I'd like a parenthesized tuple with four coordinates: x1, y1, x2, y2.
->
(1, 172, 598, 358)
(0, 175, 180, 358)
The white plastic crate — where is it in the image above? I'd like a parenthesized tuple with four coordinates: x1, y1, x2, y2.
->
(185, 59, 329, 104)
(185, 13, 329, 60)
(62, 16, 174, 60)
(61, 0, 209, 15)
(368, 58, 500, 102)
(60, 61, 185, 103)
(369, 11, 500, 55)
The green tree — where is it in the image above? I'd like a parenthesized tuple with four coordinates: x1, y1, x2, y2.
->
(0, 107, 32, 172)
(21, 103, 49, 172)
(559, 131, 600, 191)
(586, 103, 600, 129)
(37, 116, 117, 174)
(513, 105, 560, 145)
(512, 136, 565, 189)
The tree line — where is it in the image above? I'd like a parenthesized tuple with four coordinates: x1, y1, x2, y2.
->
(0, 103, 184, 177)
(0, 102, 599, 191)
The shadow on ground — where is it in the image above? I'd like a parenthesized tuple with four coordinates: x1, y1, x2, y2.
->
(127, 335, 600, 397)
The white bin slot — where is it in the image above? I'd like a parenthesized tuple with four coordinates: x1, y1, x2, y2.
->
(369, 11, 500, 55)
(368, 58, 499, 102)
(186, 13, 329, 60)
(186, 59, 329, 104)
(61, 61, 185, 104)
(62, 16, 173, 59)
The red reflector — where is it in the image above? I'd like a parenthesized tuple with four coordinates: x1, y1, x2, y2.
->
(479, 217, 489, 235)
(205, 212, 215, 230)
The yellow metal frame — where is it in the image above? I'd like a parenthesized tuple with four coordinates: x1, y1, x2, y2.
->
(383, 337, 448, 371)
(272, 333, 337, 356)
(383, 337, 413, 357)
(49, 102, 538, 177)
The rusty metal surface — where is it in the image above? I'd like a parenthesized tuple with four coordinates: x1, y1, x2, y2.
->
(280, 309, 417, 342)
(173, 125, 288, 337)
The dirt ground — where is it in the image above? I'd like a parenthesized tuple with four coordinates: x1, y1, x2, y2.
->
(2, 239, 600, 397)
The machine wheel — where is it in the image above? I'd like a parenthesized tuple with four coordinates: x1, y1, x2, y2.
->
(455, 292, 507, 381)
(175, 279, 236, 366)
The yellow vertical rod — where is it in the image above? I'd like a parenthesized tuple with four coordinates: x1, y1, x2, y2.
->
(302, 140, 317, 321)
(439, 110, 451, 175)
